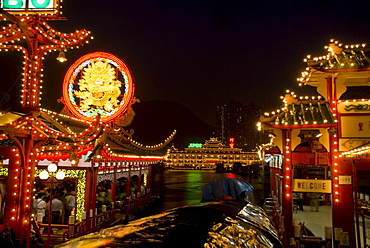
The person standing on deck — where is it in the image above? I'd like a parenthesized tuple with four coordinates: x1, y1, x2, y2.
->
(64, 191, 75, 223)
(47, 194, 63, 224)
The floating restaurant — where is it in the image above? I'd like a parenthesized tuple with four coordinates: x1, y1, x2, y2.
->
(164, 137, 261, 171)
(0, 2, 175, 247)
(258, 40, 370, 248)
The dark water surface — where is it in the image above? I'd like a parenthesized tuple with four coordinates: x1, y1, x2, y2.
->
(150, 169, 266, 213)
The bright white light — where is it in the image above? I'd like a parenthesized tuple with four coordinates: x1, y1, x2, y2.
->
(39, 171, 49, 180)
(48, 163, 58, 172)
(56, 171, 65, 180)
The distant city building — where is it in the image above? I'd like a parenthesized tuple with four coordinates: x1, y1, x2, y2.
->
(164, 138, 261, 170)
(216, 101, 262, 151)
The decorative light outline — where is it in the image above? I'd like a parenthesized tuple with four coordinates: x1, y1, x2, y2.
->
(62, 52, 135, 123)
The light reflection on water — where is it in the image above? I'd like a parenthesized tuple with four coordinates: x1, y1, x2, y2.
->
(151, 170, 261, 213)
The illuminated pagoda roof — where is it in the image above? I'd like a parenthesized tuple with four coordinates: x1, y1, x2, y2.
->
(0, 108, 175, 162)
(298, 39, 370, 86)
(259, 91, 336, 128)
(203, 137, 226, 149)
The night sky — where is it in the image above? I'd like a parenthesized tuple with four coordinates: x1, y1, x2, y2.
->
(1, 0, 370, 126)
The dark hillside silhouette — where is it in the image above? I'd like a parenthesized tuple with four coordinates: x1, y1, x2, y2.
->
(129, 100, 215, 149)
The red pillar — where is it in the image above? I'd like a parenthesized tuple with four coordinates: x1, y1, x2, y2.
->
(332, 158, 356, 247)
(137, 165, 142, 194)
(111, 165, 117, 203)
(18, 137, 35, 247)
(84, 168, 92, 233)
(327, 75, 356, 247)
(2, 147, 21, 230)
(85, 166, 97, 232)
(147, 164, 152, 191)
(92, 167, 98, 231)
(326, 76, 334, 106)
(125, 165, 131, 215)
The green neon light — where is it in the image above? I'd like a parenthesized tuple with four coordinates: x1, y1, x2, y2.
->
(30, 0, 51, 8)
(2, 0, 54, 9)
(188, 143, 202, 148)
(3, 0, 24, 8)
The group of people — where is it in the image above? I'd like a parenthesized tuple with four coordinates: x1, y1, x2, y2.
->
(115, 176, 146, 201)
(33, 179, 76, 224)
(96, 180, 113, 214)
(33, 175, 149, 221)
(97, 176, 147, 213)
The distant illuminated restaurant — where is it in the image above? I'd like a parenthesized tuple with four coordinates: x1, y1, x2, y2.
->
(165, 137, 260, 170)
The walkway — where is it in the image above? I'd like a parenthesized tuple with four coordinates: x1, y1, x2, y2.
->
(293, 205, 332, 238)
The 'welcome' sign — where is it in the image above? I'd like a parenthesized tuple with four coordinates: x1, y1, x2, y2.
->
(293, 179, 332, 193)
(1, 0, 58, 14)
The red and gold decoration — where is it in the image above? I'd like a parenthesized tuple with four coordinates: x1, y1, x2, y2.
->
(0, 3, 92, 246)
(62, 52, 135, 123)
(0, 3, 176, 247)
(0, 8, 92, 113)
(258, 40, 370, 247)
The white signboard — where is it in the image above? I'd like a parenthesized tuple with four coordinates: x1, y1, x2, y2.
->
(341, 116, 370, 138)
(293, 179, 332, 193)
(338, 175, 352, 185)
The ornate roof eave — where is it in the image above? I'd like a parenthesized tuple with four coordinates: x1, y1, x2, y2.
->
(36, 145, 93, 161)
(103, 123, 176, 152)
(96, 145, 165, 162)
(259, 91, 335, 129)
(112, 145, 168, 156)
(300, 68, 370, 88)
(298, 40, 370, 86)
(0, 9, 92, 50)
(262, 122, 337, 130)
(314, 67, 370, 73)
(35, 110, 104, 144)
(0, 109, 104, 161)
(84, 126, 176, 162)
(127, 130, 177, 151)
(0, 109, 174, 162)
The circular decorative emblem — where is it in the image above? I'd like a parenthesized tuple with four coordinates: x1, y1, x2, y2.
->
(62, 52, 135, 123)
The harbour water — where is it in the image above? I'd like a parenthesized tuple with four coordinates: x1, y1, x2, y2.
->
(150, 169, 269, 214)
(149, 169, 332, 240)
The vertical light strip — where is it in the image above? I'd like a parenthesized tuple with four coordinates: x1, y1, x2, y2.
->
(331, 96, 340, 202)
(332, 133, 340, 202)
(284, 131, 292, 198)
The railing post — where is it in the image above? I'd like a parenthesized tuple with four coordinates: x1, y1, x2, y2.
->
(81, 211, 86, 234)
(111, 202, 115, 223)
(68, 215, 75, 239)
(89, 209, 93, 232)
(94, 208, 98, 230)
